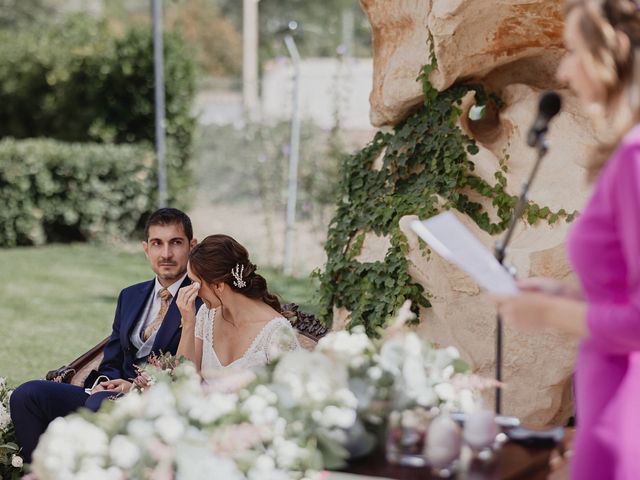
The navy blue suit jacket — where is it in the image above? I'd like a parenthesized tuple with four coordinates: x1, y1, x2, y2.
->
(98, 276, 201, 381)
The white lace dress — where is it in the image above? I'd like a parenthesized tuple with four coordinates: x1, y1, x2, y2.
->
(194, 304, 300, 372)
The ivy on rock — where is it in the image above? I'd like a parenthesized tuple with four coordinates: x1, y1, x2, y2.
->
(315, 62, 576, 336)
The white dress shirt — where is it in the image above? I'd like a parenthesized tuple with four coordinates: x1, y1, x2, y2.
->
(130, 273, 187, 358)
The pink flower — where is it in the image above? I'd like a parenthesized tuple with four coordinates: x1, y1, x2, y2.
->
(209, 423, 270, 456)
(202, 368, 257, 394)
(147, 439, 175, 462)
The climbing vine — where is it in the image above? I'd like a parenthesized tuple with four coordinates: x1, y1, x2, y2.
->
(315, 60, 576, 336)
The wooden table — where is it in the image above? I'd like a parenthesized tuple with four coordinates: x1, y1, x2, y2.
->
(340, 438, 565, 479)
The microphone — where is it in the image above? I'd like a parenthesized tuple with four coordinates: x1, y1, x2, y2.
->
(527, 91, 561, 147)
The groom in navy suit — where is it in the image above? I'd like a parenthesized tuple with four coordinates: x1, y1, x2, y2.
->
(10, 208, 201, 463)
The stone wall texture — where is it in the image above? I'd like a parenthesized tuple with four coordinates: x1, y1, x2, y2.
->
(357, 0, 598, 425)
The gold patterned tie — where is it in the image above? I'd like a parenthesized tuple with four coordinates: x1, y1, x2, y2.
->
(143, 288, 172, 341)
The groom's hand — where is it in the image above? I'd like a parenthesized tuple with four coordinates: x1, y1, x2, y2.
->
(91, 378, 133, 394)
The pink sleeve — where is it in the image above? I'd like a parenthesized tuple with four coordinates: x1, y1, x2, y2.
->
(587, 296, 640, 354)
(586, 141, 640, 354)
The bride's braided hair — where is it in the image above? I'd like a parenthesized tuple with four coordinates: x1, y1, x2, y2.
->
(189, 234, 290, 317)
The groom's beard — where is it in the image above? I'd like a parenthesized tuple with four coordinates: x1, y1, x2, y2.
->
(156, 261, 184, 283)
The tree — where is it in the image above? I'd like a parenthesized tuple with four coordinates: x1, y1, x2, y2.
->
(103, 0, 243, 78)
(165, 0, 242, 77)
(215, 0, 371, 59)
(0, 0, 55, 29)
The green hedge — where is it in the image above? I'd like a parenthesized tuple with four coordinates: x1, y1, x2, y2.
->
(0, 14, 196, 205)
(0, 138, 157, 247)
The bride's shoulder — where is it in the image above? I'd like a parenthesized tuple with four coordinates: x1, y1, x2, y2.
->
(274, 315, 294, 327)
(262, 316, 299, 344)
(263, 315, 293, 329)
(262, 316, 300, 358)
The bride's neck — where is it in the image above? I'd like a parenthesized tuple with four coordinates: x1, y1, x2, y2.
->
(220, 295, 269, 326)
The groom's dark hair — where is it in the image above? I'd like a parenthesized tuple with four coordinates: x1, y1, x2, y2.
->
(144, 208, 193, 241)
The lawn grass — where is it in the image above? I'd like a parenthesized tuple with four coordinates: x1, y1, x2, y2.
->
(0, 244, 318, 387)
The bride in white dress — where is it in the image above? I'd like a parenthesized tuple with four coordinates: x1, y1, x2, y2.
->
(176, 234, 299, 373)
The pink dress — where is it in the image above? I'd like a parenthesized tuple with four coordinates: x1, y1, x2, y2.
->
(567, 125, 640, 480)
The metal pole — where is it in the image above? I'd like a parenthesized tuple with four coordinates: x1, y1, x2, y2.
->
(152, 0, 167, 208)
(493, 140, 549, 415)
(283, 33, 301, 275)
(242, 0, 260, 120)
(341, 8, 354, 57)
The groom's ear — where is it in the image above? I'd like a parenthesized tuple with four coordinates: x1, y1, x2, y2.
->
(189, 238, 197, 249)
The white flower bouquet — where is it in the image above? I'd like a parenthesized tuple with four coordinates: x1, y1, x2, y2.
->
(32, 356, 357, 480)
(0, 376, 23, 480)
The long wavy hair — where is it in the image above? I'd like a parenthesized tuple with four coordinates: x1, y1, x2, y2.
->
(565, 0, 640, 179)
(189, 234, 291, 319)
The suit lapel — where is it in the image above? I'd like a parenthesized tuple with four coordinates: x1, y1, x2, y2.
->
(122, 280, 154, 349)
(153, 276, 191, 352)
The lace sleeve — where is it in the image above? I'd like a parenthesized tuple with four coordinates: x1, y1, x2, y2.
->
(194, 305, 209, 340)
(264, 318, 301, 364)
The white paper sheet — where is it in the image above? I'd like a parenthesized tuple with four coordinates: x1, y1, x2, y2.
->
(410, 211, 519, 295)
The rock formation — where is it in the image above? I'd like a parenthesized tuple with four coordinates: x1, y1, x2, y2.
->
(355, 0, 600, 425)
(362, 0, 565, 126)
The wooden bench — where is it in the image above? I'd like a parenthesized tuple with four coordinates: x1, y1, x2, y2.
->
(45, 303, 329, 386)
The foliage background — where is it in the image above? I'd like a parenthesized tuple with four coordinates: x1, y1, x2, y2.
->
(0, 139, 157, 246)
(0, 14, 197, 245)
(0, 15, 195, 148)
(193, 121, 342, 236)
(213, 0, 372, 59)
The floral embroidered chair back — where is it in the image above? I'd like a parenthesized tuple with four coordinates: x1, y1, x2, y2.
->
(283, 303, 329, 352)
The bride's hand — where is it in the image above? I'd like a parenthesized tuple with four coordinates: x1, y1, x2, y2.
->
(132, 371, 152, 390)
(177, 282, 200, 327)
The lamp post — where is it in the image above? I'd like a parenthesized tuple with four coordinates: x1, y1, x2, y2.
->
(152, 0, 167, 208)
(243, 0, 260, 120)
(283, 21, 301, 275)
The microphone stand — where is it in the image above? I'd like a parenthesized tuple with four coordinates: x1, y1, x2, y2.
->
(492, 137, 549, 415)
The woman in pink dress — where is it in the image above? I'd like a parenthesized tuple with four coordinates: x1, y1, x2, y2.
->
(493, 1, 640, 479)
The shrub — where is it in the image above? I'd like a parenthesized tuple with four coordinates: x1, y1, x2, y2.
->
(0, 14, 196, 206)
(0, 138, 156, 247)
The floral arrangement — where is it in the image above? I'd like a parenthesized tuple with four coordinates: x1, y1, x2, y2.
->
(31, 357, 355, 480)
(30, 302, 493, 479)
(0, 377, 23, 480)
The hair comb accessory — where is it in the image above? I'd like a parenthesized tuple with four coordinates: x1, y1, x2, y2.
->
(231, 263, 246, 288)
